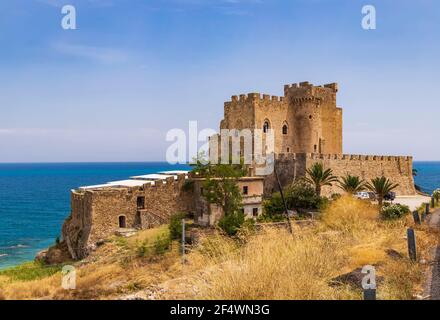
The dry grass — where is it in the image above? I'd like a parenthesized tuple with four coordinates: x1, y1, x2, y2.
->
(188, 196, 439, 300)
(0, 196, 438, 300)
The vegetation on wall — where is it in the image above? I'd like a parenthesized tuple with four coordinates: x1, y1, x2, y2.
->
(304, 163, 338, 197)
(192, 156, 247, 236)
(338, 175, 366, 194)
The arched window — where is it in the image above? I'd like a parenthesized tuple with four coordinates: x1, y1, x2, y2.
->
(282, 124, 288, 135)
(263, 120, 270, 133)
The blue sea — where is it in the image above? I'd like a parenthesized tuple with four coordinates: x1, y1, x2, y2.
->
(0, 161, 438, 270)
(0, 162, 191, 269)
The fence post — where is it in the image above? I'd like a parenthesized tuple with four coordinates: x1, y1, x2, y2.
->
(362, 265, 377, 300)
(407, 228, 417, 262)
(431, 197, 435, 209)
(363, 289, 377, 300)
(412, 211, 421, 225)
(181, 218, 185, 264)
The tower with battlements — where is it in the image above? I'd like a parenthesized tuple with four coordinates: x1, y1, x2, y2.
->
(219, 81, 343, 155)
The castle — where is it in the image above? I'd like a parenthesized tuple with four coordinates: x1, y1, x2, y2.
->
(61, 81, 416, 259)
(216, 81, 415, 196)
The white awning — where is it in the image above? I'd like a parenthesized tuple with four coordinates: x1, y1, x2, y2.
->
(106, 180, 151, 187)
(130, 174, 175, 180)
(159, 170, 190, 175)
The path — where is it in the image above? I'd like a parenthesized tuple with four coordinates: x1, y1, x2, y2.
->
(426, 208, 440, 300)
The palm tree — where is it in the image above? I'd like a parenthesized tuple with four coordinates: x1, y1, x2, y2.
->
(338, 175, 366, 194)
(304, 163, 338, 197)
(366, 177, 399, 209)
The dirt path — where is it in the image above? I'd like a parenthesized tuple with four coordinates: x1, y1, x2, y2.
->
(426, 209, 440, 300)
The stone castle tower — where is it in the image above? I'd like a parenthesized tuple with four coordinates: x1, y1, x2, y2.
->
(219, 81, 343, 155)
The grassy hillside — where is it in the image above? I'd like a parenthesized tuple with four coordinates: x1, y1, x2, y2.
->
(0, 197, 438, 300)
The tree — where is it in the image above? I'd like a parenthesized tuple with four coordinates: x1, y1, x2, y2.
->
(338, 175, 366, 194)
(192, 155, 247, 235)
(304, 163, 338, 197)
(365, 177, 399, 209)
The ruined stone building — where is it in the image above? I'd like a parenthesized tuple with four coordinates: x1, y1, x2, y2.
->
(62, 81, 416, 259)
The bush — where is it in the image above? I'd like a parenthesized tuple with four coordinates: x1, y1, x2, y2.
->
(169, 213, 186, 240)
(136, 240, 151, 257)
(285, 180, 322, 210)
(153, 234, 172, 255)
(218, 211, 245, 236)
(263, 180, 323, 219)
(381, 203, 410, 220)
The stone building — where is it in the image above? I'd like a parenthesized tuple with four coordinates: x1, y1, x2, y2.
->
(62, 171, 264, 259)
(61, 81, 416, 260)
(192, 176, 264, 226)
(217, 81, 416, 196)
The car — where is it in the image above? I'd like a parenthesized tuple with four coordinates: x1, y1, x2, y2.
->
(355, 192, 370, 200)
(384, 192, 396, 201)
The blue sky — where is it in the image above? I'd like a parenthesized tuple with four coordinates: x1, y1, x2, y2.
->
(0, 0, 439, 162)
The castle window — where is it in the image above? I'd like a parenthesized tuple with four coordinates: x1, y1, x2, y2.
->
(282, 124, 288, 135)
(119, 215, 127, 228)
(243, 186, 249, 195)
(253, 208, 259, 217)
(263, 121, 270, 133)
(309, 115, 313, 120)
(137, 196, 145, 209)
(287, 147, 290, 153)
(314, 145, 317, 152)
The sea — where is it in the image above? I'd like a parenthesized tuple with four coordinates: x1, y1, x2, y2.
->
(0, 162, 191, 270)
(0, 161, 438, 270)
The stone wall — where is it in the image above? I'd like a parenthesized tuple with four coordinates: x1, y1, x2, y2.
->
(62, 174, 194, 259)
(264, 153, 416, 197)
(219, 82, 343, 156)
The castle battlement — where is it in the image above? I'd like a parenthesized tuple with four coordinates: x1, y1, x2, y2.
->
(274, 152, 413, 162)
(229, 93, 285, 104)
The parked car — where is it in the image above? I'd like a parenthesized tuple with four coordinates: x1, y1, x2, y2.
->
(355, 192, 370, 200)
(384, 192, 396, 201)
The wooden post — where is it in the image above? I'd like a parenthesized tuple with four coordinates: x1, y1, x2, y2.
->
(431, 197, 435, 209)
(363, 289, 376, 300)
(407, 228, 417, 262)
(412, 211, 421, 225)
(181, 218, 185, 264)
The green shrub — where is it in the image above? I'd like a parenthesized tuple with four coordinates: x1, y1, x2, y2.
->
(263, 180, 323, 219)
(381, 203, 410, 220)
(286, 180, 322, 210)
(218, 211, 245, 236)
(136, 240, 151, 257)
(153, 234, 172, 255)
(169, 213, 186, 240)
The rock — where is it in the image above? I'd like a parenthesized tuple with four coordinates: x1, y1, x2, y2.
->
(386, 249, 404, 260)
(35, 241, 72, 265)
(115, 228, 138, 237)
(330, 267, 384, 289)
(35, 249, 49, 263)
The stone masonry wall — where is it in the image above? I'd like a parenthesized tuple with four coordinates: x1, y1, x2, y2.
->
(264, 153, 416, 197)
(62, 174, 194, 259)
